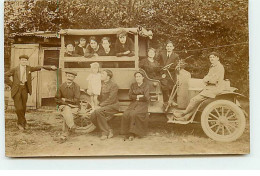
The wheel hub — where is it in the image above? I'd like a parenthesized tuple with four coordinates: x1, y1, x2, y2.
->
(218, 116, 228, 125)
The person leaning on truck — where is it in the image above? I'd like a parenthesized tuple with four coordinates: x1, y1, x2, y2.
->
(84, 36, 101, 58)
(115, 29, 135, 57)
(4, 54, 57, 131)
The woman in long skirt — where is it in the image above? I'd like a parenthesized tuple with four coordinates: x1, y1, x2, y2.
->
(120, 71, 150, 140)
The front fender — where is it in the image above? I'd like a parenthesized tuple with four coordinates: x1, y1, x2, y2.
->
(193, 92, 248, 121)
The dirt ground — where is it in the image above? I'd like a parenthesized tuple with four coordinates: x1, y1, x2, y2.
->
(5, 106, 250, 157)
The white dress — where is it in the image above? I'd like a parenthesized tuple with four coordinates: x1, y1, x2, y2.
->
(86, 73, 101, 95)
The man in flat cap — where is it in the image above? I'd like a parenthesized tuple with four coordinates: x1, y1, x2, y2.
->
(55, 71, 81, 138)
(174, 52, 225, 121)
(115, 29, 135, 57)
(90, 69, 120, 140)
(4, 54, 57, 131)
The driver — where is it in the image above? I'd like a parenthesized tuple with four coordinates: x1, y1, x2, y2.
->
(157, 41, 180, 107)
(174, 52, 225, 120)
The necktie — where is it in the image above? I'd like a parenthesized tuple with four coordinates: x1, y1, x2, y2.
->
(167, 53, 170, 59)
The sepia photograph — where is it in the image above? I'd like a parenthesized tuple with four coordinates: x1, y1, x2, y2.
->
(4, 0, 249, 157)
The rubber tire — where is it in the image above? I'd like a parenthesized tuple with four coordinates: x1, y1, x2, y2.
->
(201, 99, 246, 142)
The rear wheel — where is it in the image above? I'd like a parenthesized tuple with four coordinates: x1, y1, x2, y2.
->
(201, 100, 246, 142)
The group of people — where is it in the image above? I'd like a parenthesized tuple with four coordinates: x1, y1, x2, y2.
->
(64, 29, 135, 58)
(54, 47, 225, 141)
(5, 28, 226, 141)
(55, 66, 150, 141)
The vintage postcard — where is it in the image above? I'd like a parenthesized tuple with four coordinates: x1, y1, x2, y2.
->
(4, 0, 249, 157)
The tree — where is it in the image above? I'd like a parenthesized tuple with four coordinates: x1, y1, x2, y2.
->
(4, 0, 249, 95)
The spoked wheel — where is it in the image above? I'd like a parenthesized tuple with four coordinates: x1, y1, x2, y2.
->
(201, 100, 246, 142)
(74, 99, 96, 133)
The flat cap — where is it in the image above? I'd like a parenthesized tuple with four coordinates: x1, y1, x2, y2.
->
(19, 54, 29, 60)
(65, 71, 77, 76)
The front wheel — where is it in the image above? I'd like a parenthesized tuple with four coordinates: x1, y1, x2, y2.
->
(201, 100, 246, 142)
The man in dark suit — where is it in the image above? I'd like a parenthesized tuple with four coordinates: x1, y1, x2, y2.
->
(157, 41, 180, 105)
(5, 54, 57, 131)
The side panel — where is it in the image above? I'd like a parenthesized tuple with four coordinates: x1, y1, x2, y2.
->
(61, 68, 137, 90)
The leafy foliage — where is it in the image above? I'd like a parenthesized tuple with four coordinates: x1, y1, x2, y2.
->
(4, 0, 249, 95)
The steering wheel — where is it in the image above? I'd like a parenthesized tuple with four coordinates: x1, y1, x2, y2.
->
(161, 63, 174, 71)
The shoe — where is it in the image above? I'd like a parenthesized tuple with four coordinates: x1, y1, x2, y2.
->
(108, 129, 113, 139)
(16, 123, 25, 131)
(24, 123, 29, 130)
(123, 135, 129, 141)
(69, 125, 78, 133)
(173, 111, 184, 119)
(128, 135, 134, 141)
(100, 135, 108, 140)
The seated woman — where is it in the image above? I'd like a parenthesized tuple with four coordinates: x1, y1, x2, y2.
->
(120, 71, 150, 140)
(174, 52, 225, 121)
(139, 48, 160, 79)
(84, 36, 100, 58)
(115, 29, 135, 57)
(64, 43, 80, 57)
(98, 37, 115, 56)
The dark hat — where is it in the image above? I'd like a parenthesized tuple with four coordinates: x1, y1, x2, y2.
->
(19, 54, 29, 60)
(117, 29, 128, 37)
(65, 71, 77, 76)
(208, 52, 220, 58)
(134, 70, 145, 77)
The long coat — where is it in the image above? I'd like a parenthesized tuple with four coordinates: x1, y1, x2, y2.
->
(120, 82, 150, 136)
(5, 65, 53, 98)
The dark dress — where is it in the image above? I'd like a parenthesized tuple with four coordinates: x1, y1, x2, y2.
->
(120, 82, 150, 136)
(64, 51, 80, 57)
(98, 46, 117, 68)
(84, 44, 101, 58)
(75, 45, 86, 56)
(97, 45, 115, 56)
(115, 37, 135, 57)
(139, 58, 160, 79)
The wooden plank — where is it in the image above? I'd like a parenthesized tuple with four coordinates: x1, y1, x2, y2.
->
(61, 56, 137, 62)
(134, 34, 139, 69)
(61, 68, 137, 90)
(60, 35, 65, 69)
(60, 28, 138, 36)
(37, 46, 44, 108)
